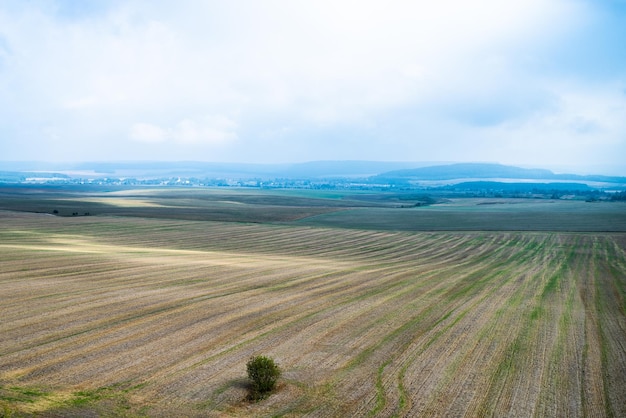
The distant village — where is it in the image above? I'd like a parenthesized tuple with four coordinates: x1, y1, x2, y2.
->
(9, 174, 383, 190)
(3, 173, 625, 202)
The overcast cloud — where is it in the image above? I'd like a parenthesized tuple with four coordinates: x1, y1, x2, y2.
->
(1, 0, 625, 173)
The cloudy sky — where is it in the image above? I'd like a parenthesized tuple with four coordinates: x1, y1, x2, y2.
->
(1, 0, 625, 173)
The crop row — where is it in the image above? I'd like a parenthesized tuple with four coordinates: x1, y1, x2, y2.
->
(0, 211, 624, 416)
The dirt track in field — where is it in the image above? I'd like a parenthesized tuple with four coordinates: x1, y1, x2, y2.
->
(0, 211, 625, 417)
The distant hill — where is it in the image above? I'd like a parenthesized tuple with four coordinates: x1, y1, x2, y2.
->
(0, 161, 442, 180)
(77, 160, 439, 178)
(1, 161, 624, 187)
(276, 161, 438, 178)
(373, 163, 626, 184)
(375, 163, 552, 180)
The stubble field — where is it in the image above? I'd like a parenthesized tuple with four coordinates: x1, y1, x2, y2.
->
(1, 191, 625, 417)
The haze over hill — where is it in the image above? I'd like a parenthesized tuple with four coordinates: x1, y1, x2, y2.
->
(0, 160, 439, 180)
(1, 161, 625, 190)
(373, 163, 626, 184)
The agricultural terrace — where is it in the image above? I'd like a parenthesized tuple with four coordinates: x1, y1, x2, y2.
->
(0, 201, 625, 416)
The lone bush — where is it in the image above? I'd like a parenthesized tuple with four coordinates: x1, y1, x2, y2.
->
(246, 355, 281, 400)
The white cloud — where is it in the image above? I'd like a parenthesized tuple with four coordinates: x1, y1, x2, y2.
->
(130, 123, 168, 143)
(4, 0, 582, 114)
(172, 117, 238, 144)
(0, 0, 624, 171)
(474, 83, 626, 167)
(130, 116, 237, 145)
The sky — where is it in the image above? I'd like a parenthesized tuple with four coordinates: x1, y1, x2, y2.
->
(1, 0, 625, 174)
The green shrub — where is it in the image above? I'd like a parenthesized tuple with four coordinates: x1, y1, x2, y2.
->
(246, 355, 281, 400)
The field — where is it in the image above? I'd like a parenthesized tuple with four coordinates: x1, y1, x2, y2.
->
(1, 186, 626, 231)
(1, 187, 625, 416)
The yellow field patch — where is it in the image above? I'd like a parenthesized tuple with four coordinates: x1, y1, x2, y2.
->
(72, 197, 164, 208)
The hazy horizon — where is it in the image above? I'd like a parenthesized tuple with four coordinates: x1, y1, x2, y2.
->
(2, 159, 626, 177)
(1, 1, 625, 174)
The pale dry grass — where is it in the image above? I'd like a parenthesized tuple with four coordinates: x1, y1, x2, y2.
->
(0, 211, 624, 417)
(71, 197, 165, 208)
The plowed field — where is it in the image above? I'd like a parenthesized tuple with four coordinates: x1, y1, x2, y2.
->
(1, 210, 625, 417)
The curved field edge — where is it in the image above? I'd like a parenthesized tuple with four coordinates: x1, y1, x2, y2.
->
(0, 211, 624, 417)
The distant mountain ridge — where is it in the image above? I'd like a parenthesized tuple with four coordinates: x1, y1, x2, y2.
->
(0, 161, 445, 179)
(1, 161, 625, 185)
(373, 163, 626, 184)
